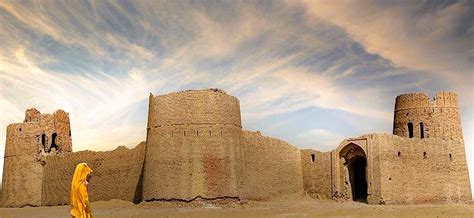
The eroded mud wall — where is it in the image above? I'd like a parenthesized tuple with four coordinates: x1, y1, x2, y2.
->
(300, 150, 332, 199)
(240, 131, 304, 200)
(41, 142, 146, 206)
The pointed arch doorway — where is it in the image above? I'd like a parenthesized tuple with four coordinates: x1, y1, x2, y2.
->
(339, 143, 368, 203)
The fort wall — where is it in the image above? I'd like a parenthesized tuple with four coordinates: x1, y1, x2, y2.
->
(300, 150, 332, 199)
(41, 142, 146, 206)
(2, 90, 471, 207)
(240, 131, 304, 200)
(374, 134, 471, 204)
(305, 134, 472, 204)
(142, 89, 242, 201)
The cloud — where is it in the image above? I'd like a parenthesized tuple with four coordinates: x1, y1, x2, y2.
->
(297, 0, 474, 92)
(0, 46, 155, 150)
(234, 66, 391, 122)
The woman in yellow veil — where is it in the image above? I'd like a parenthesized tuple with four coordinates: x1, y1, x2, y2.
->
(70, 163, 93, 218)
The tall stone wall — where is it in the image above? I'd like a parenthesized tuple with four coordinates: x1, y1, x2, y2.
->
(143, 89, 242, 201)
(2, 109, 72, 207)
(393, 92, 462, 140)
(240, 131, 304, 200)
(41, 142, 146, 206)
(300, 150, 332, 199)
(374, 134, 471, 204)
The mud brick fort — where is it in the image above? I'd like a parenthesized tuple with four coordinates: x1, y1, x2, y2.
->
(1, 89, 471, 207)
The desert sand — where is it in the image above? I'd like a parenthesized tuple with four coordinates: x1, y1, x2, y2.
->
(1, 198, 473, 218)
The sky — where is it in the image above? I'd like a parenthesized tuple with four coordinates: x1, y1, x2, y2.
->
(0, 0, 473, 198)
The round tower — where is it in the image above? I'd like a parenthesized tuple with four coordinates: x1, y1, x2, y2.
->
(142, 89, 242, 201)
(393, 92, 463, 140)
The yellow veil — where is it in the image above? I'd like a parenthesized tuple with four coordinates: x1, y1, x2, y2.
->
(70, 163, 93, 218)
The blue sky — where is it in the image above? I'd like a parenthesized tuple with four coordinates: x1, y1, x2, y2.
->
(0, 0, 473, 197)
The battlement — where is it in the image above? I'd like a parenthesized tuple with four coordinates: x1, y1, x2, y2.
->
(395, 92, 459, 111)
(433, 92, 459, 108)
(154, 88, 230, 97)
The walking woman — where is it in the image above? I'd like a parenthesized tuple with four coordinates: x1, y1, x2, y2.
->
(70, 163, 93, 218)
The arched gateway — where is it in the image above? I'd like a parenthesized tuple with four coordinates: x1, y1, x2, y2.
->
(339, 143, 368, 202)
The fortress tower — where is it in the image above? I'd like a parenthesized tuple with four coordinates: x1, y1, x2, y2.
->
(1, 109, 72, 207)
(142, 89, 243, 201)
(393, 92, 463, 140)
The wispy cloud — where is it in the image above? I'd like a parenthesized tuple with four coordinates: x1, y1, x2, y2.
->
(297, 0, 474, 93)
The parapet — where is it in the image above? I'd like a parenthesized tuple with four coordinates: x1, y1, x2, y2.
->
(395, 92, 459, 111)
(433, 92, 459, 108)
(148, 88, 242, 128)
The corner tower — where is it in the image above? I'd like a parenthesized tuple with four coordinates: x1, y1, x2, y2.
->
(142, 89, 242, 201)
(1, 108, 72, 207)
(393, 92, 463, 140)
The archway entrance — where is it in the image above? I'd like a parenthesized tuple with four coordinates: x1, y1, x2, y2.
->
(339, 143, 368, 203)
(348, 155, 367, 202)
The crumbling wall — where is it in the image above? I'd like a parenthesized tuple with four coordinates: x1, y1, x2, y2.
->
(2, 123, 44, 207)
(374, 134, 471, 204)
(143, 89, 242, 201)
(41, 142, 146, 206)
(240, 131, 304, 200)
(2, 108, 72, 207)
(300, 149, 332, 199)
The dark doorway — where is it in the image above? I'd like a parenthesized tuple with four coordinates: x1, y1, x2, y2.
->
(348, 156, 368, 202)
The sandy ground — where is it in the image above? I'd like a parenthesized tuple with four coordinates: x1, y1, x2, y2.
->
(1, 198, 473, 218)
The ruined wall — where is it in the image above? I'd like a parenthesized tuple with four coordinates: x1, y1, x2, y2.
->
(374, 134, 471, 204)
(300, 149, 332, 199)
(143, 89, 242, 201)
(240, 131, 304, 200)
(393, 92, 462, 140)
(2, 122, 43, 207)
(2, 109, 72, 207)
(41, 142, 146, 206)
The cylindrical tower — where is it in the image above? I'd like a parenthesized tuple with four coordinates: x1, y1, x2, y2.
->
(142, 89, 242, 201)
(393, 92, 463, 140)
